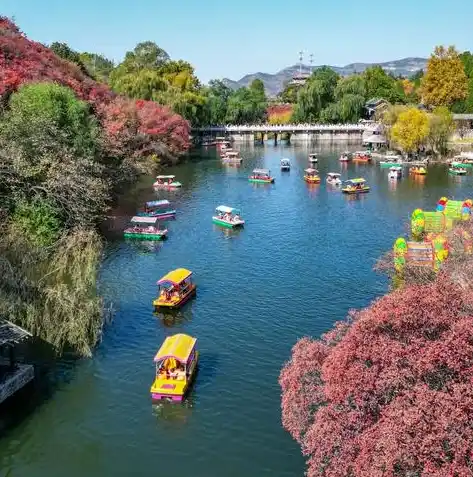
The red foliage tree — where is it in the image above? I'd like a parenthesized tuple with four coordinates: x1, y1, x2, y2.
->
(267, 103, 293, 124)
(280, 278, 473, 477)
(0, 17, 189, 157)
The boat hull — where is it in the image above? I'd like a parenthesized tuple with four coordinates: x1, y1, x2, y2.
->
(124, 231, 167, 240)
(342, 187, 370, 194)
(153, 285, 196, 309)
(304, 176, 320, 183)
(153, 182, 182, 189)
(212, 217, 245, 228)
(449, 170, 467, 175)
(281, 166, 290, 171)
(248, 178, 274, 183)
(137, 210, 177, 219)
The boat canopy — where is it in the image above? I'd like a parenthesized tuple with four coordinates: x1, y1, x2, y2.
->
(327, 172, 341, 177)
(131, 216, 159, 224)
(345, 178, 366, 184)
(281, 158, 290, 164)
(156, 175, 176, 180)
(154, 334, 197, 364)
(157, 268, 193, 286)
(216, 205, 239, 214)
(252, 168, 269, 174)
(305, 168, 318, 173)
(355, 151, 370, 154)
(225, 151, 240, 157)
(309, 153, 318, 157)
(389, 166, 402, 171)
(146, 199, 171, 208)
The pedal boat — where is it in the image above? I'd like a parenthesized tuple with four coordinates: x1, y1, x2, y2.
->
(153, 175, 182, 189)
(280, 158, 291, 170)
(304, 168, 321, 183)
(213, 205, 245, 228)
(342, 178, 370, 194)
(249, 168, 275, 183)
(124, 216, 168, 240)
(153, 268, 196, 309)
(326, 172, 342, 185)
(138, 200, 176, 219)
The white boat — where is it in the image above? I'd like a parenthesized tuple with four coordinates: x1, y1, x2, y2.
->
(339, 152, 350, 162)
(153, 175, 182, 189)
(388, 166, 402, 180)
(326, 172, 342, 186)
(280, 158, 291, 170)
(222, 151, 243, 164)
(308, 153, 318, 164)
(212, 205, 245, 228)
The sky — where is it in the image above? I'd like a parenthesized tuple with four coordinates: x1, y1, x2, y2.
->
(2, 0, 473, 83)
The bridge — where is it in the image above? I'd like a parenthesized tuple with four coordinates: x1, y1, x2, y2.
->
(193, 123, 366, 144)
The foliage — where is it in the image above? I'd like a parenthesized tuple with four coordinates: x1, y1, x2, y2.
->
(278, 81, 300, 104)
(427, 106, 454, 155)
(49, 41, 89, 75)
(205, 79, 232, 124)
(79, 52, 115, 83)
(390, 107, 429, 153)
(280, 276, 473, 477)
(225, 79, 267, 124)
(421, 46, 468, 107)
(12, 199, 62, 246)
(334, 75, 366, 99)
(362, 65, 405, 103)
(267, 104, 293, 124)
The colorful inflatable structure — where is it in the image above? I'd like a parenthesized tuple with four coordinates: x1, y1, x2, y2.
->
(393, 236, 448, 273)
(411, 209, 450, 240)
(436, 197, 472, 221)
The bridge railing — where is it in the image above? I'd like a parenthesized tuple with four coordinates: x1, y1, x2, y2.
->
(193, 124, 366, 132)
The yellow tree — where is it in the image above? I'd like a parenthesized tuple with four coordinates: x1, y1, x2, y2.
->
(421, 45, 468, 107)
(391, 107, 429, 153)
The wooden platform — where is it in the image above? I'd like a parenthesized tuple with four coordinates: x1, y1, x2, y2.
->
(0, 363, 34, 404)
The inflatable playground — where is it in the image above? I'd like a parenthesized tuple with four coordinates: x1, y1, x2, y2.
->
(393, 197, 473, 273)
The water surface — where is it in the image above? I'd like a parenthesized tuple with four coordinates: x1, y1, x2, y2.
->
(1, 143, 471, 477)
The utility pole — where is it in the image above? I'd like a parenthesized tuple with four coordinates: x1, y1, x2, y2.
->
(309, 53, 314, 74)
(299, 50, 303, 76)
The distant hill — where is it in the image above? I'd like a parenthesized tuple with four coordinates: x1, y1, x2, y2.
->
(222, 57, 427, 97)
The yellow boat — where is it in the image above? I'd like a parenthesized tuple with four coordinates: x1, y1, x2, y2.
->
(150, 334, 198, 401)
(342, 178, 370, 194)
(304, 168, 321, 183)
(410, 166, 427, 175)
(153, 268, 196, 309)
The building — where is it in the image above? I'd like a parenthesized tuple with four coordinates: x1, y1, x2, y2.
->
(0, 320, 34, 405)
(365, 98, 389, 119)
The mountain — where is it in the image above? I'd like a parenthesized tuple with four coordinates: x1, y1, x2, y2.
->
(222, 57, 427, 97)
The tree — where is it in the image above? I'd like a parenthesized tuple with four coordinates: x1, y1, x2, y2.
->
(280, 278, 473, 477)
(459, 51, 473, 79)
(363, 66, 405, 103)
(225, 81, 267, 124)
(334, 75, 366, 99)
(278, 82, 300, 104)
(427, 107, 454, 155)
(205, 80, 232, 124)
(49, 41, 89, 75)
(421, 46, 468, 107)
(391, 107, 429, 153)
(79, 52, 115, 83)
(123, 41, 170, 70)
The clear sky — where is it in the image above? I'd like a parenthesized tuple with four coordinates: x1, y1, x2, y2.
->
(2, 0, 472, 83)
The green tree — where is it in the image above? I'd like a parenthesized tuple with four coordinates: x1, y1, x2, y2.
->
(459, 51, 473, 78)
(225, 82, 267, 124)
(421, 45, 468, 107)
(79, 52, 115, 82)
(391, 107, 429, 153)
(49, 41, 89, 75)
(206, 80, 232, 124)
(334, 75, 366, 99)
(278, 82, 300, 104)
(427, 107, 454, 155)
(363, 66, 405, 103)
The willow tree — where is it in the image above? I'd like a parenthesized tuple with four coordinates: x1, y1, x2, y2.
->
(421, 46, 468, 107)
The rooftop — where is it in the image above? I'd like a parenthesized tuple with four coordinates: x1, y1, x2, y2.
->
(453, 114, 473, 120)
(0, 320, 31, 347)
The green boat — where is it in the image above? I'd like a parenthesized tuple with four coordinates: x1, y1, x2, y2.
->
(212, 205, 245, 228)
(449, 162, 468, 175)
(124, 216, 168, 240)
(248, 168, 275, 184)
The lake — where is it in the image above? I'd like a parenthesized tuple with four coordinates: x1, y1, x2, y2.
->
(1, 143, 471, 477)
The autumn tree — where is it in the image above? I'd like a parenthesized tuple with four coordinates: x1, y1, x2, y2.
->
(280, 278, 473, 477)
(391, 107, 429, 153)
(421, 46, 468, 107)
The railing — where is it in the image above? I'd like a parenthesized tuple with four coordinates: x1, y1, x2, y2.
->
(194, 124, 366, 132)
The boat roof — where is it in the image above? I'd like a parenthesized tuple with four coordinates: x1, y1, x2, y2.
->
(280, 158, 290, 163)
(225, 151, 239, 156)
(389, 166, 402, 170)
(309, 153, 318, 157)
(345, 178, 366, 184)
(216, 205, 239, 213)
(154, 334, 197, 363)
(131, 216, 158, 224)
(145, 199, 170, 207)
(156, 175, 175, 179)
(252, 168, 269, 174)
(327, 172, 341, 177)
(355, 150, 370, 154)
(305, 168, 318, 173)
(157, 268, 193, 286)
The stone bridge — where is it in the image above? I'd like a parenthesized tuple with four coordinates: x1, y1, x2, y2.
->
(193, 124, 366, 144)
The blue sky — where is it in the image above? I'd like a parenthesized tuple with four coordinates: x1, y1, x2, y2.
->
(2, 0, 472, 83)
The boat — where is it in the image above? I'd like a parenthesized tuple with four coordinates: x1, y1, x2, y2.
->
(304, 168, 321, 183)
(326, 172, 342, 186)
(280, 158, 291, 170)
(388, 166, 403, 180)
(150, 333, 198, 402)
(124, 216, 168, 240)
(342, 178, 370, 194)
(212, 205, 245, 228)
(153, 268, 196, 309)
(339, 152, 351, 162)
(222, 151, 243, 164)
(459, 152, 473, 165)
(153, 175, 182, 189)
(138, 200, 176, 219)
(410, 166, 427, 175)
(352, 151, 372, 163)
(449, 162, 467, 175)
(380, 153, 403, 167)
(308, 153, 318, 164)
(249, 168, 275, 183)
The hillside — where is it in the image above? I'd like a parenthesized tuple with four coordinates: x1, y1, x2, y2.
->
(223, 57, 427, 96)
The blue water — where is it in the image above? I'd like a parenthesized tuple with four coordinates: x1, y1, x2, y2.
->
(1, 143, 471, 477)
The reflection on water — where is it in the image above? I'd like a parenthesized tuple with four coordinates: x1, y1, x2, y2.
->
(125, 239, 165, 254)
(212, 224, 244, 240)
(154, 308, 194, 328)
